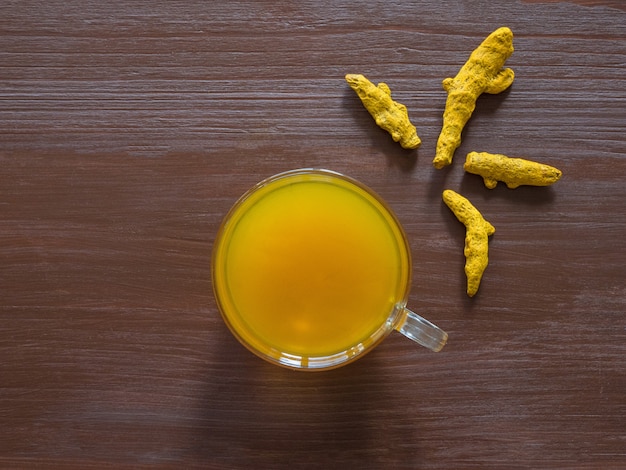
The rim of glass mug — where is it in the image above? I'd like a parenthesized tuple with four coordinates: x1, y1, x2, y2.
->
(211, 169, 448, 370)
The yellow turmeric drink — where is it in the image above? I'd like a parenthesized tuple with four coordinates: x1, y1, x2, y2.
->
(212, 169, 411, 368)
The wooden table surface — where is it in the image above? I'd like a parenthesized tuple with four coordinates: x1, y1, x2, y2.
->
(1, 1, 625, 468)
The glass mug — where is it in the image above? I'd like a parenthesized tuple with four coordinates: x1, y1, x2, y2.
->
(212, 169, 447, 371)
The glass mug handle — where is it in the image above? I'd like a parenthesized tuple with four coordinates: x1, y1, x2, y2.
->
(394, 306, 448, 352)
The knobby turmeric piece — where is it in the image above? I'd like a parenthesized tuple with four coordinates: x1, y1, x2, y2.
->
(443, 189, 495, 297)
(465, 151, 562, 189)
(345, 73, 421, 149)
(433, 27, 515, 169)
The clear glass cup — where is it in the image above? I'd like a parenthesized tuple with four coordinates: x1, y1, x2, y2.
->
(212, 169, 447, 370)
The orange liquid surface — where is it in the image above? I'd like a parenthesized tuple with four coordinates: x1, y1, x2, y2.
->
(213, 172, 410, 359)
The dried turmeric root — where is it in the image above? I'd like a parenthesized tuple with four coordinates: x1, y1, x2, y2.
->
(433, 27, 515, 169)
(345, 73, 421, 149)
(464, 151, 562, 189)
(443, 189, 495, 297)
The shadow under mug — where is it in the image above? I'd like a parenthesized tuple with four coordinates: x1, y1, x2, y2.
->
(212, 169, 447, 370)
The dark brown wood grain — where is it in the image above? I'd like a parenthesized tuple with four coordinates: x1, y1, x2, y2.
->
(1, 1, 625, 468)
